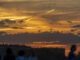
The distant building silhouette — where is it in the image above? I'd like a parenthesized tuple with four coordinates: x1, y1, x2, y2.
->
(35, 48, 65, 60)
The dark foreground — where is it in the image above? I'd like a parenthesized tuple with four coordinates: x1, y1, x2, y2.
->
(0, 44, 80, 60)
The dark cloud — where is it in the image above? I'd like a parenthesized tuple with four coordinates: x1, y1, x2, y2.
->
(3, 19, 16, 23)
(0, 19, 25, 28)
(0, 32, 80, 44)
(73, 25, 80, 28)
(71, 29, 77, 32)
(0, 19, 11, 27)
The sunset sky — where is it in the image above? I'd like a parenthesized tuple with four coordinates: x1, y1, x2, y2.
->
(0, 0, 80, 34)
(0, 0, 80, 55)
(0, 0, 80, 42)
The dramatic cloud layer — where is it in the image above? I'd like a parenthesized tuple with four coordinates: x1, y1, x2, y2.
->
(0, 0, 80, 45)
(0, 0, 80, 33)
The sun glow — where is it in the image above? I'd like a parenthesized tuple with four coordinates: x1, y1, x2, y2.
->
(0, 16, 30, 20)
